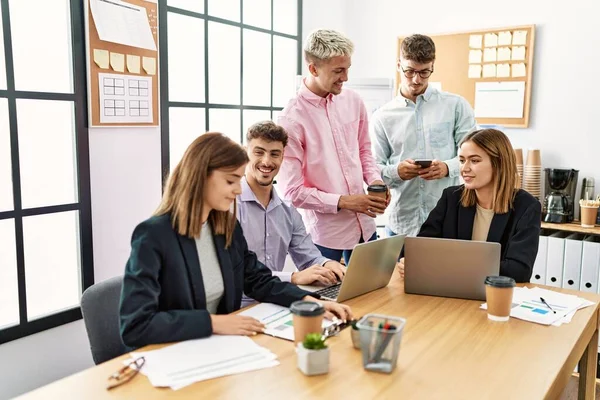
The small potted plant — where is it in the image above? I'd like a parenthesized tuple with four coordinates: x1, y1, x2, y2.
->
(297, 333, 330, 376)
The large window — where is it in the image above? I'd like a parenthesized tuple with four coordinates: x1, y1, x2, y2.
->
(159, 0, 302, 172)
(0, 0, 93, 343)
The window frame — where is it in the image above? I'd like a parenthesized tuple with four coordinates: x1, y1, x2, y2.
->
(158, 0, 303, 177)
(0, 0, 94, 344)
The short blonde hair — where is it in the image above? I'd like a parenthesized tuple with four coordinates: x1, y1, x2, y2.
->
(459, 129, 518, 214)
(304, 29, 354, 64)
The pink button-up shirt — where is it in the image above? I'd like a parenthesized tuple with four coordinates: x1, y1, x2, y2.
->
(277, 81, 381, 249)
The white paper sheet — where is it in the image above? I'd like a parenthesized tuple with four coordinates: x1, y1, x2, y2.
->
(498, 31, 512, 46)
(90, 0, 157, 50)
(512, 63, 527, 77)
(496, 64, 510, 78)
(469, 34, 483, 49)
(482, 64, 496, 78)
(497, 47, 511, 61)
(484, 33, 498, 47)
(99, 72, 153, 123)
(483, 48, 497, 62)
(474, 81, 525, 118)
(512, 46, 526, 61)
(468, 65, 482, 79)
(469, 49, 482, 64)
(124, 335, 279, 390)
(512, 30, 528, 45)
(240, 303, 336, 342)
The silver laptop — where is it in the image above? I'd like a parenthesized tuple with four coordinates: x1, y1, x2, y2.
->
(313, 235, 405, 302)
(404, 237, 501, 301)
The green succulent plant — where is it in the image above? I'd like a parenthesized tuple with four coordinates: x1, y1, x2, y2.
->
(302, 332, 328, 350)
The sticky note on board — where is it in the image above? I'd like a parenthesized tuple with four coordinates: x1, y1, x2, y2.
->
(512, 63, 526, 77)
(110, 52, 125, 72)
(512, 30, 528, 45)
(496, 64, 510, 78)
(469, 50, 482, 64)
(482, 64, 496, 78)
(483, 48, 497, 62)
(498, 31, 512, 46)
(93, 49, 109, 69)
(512, 46, 526, 61)
(484, 33, 498, 47)
(497, 47, 511, 61)
(469, 35, 483, 48)
(126, 55, 141, 73)
(468, 65, 482, 79)
(142, 56, 156, 75)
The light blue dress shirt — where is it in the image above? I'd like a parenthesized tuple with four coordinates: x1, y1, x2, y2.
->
(237, 178, 329, 307)
(372, 85, 476, 237)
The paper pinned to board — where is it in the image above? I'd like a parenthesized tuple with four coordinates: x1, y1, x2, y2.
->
(109, 52, 125, 72)
(484, 33, 498, 47)
(469, 34, 483, 49)
(474, 81, 525, 118)
(468, 65, 482, 79)
(482, 64, 496, 78)
(512, 30, 528, 45)
(142, 56, 156, 75)
(512, 46, 526, 61)
(469, 49, 482, 64)
(483, 48, 497, 62)
(512, 63, 527, 77)
(93, 48, 109, 69)
(126, 54, 141, 73)
(498, 31, 512, 46)
(497, 47, 511, 61)
(90, 0, 157, 51)
(496, 63, 510, 78)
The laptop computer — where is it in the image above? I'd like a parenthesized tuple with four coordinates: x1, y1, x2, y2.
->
(403, 237, 501, 301)
(312, 235, 405, 302)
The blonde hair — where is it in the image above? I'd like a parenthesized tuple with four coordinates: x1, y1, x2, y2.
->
(459, 129, 518, 214)
(155, 133, 249, 247)
(304, 29, 354, 64)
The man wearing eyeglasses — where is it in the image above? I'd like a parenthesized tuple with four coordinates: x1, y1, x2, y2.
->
(372, 34, 476, 238)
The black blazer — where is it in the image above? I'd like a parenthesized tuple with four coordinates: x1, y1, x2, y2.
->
(119, 214, 315, 348)
(414, 185, 541, 283)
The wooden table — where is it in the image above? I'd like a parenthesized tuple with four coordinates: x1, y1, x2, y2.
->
(16, 276, 600, 400)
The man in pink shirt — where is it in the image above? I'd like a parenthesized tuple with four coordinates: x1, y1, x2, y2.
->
(277, 29, 388, 265)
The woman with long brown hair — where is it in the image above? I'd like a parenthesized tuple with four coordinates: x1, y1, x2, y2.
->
(397, 128, 541, 282)
(120, 133, 351, 348)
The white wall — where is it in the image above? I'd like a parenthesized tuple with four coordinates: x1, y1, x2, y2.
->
(339, 0, 599, 214)
(0, 127, 162, 400)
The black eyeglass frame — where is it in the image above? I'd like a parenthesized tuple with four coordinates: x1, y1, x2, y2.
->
(400, 65, 434, 79)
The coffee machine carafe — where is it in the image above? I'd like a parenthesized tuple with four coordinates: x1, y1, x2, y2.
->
(542, 168, 579, 223)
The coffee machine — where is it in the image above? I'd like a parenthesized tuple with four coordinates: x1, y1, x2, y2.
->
(542, 168, 579, 223)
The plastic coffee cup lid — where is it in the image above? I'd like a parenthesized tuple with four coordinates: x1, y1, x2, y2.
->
(484, 276, 516, 288)
(290, 301, 325, 317)
(367, 184, 387, 192)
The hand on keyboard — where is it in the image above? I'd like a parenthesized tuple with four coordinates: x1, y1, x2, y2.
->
(291, 265, 338, 285)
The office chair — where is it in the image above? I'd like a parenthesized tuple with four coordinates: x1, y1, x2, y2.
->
(81, 276, 129, 364)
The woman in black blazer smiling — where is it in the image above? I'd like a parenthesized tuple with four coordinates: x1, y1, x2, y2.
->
(397, 128, 541, 283)
(120, 133, 352, 349)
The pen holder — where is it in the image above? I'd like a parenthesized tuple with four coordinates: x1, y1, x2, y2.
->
(356, 314, 406, 374)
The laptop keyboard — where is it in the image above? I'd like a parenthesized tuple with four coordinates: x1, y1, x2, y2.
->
(315, 283, 342, 300)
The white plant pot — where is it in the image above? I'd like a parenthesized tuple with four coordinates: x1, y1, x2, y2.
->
(296, 343, 330, 376)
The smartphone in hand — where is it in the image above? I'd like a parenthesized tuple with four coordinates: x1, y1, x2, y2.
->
(414, 159, 433, 168)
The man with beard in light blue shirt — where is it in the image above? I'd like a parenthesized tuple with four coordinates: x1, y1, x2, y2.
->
(372, 34, 476, 238)
(237, 121, 346, 307)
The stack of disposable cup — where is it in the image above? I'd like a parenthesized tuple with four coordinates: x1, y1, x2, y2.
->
(522, 149, 542, 199)
(514, 148, 523, 189)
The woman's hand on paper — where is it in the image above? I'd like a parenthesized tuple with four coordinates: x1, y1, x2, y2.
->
(211, 315, 266, 336)
(396, 258, 405, 279)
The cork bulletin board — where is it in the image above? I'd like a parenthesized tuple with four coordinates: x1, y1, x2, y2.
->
(396, 25, 535, 128)
(85, 0, 159, 127)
